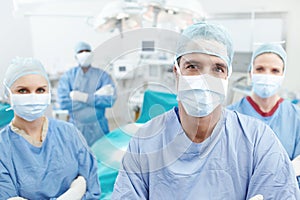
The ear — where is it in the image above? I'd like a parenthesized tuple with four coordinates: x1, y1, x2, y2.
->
(247, 71, 252, 86)
(173, 65, 177, 75)
(173, 65, 178, 77)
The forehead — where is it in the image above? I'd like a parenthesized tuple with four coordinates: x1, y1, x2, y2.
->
(180, 53, 227, 65)
(11, 74, 48, 89)
(254, 53, 284, 68)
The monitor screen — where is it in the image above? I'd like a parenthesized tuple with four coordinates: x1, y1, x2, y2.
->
(119, 66, 126, 72)
(142, 41, 155, 52)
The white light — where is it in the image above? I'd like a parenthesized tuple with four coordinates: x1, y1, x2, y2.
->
(94, 0, 143, 33)
(94, 0, 206, 33)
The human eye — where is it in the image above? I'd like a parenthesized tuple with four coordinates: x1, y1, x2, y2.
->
(185, 64, 198, 69)
(254, 66, 264, 72)
(214, 65, 225, 73)
(36, 87, 46, 94)
(212, 63, 227, 75)
(17, 88, 29, 94)
(272, 68, 281, 74)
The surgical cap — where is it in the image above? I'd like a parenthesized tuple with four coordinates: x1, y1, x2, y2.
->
(74, 41, 92, 54)
(176, 22, 234, 76)
(3, 57, 50, 89)
(249, 43, 287, 72)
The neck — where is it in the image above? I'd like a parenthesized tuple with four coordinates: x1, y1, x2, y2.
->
(251, 93, 281, 112)
(179, 103, 222, 143)
(12, 116, 44, 142)
(81, 66, 90, 73)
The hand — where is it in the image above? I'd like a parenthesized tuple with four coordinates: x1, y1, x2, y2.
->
(70, 91, 88, 102)
(94, 84, 114, 96)
(57, 176, 87, 200)
(249, 194, 264, 200)
(292, 155, 300, 176)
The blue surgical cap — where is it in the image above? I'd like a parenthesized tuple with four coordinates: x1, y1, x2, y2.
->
(249, 43, 287, 72)
(176, 22, 234, 76)
(3, 57, 50, 89)
(74, 41, 92, 54)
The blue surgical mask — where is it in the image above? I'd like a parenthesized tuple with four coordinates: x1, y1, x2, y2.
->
(177, 74, 228, 117)
(10, 93, 51, 121)
(252, 74, 283, 98)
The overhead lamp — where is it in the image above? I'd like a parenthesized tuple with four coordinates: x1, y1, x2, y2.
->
(140, 0, 206, 29)
(164, 0, 206, 20)
(94, 0, 143, 35)
(162, 0, 206, 29)
(139, 0, 165, 27)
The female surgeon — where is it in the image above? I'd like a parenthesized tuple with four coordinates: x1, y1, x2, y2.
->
(0, 57, 101, 199)
(228, 43, 300, 187)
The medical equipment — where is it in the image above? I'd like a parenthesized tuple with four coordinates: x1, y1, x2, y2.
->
(112, 59, 136, 80)
(0, 102, 14, 128)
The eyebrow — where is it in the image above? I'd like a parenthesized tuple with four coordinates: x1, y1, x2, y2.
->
(181, 59, 203, 66)
(14, 85, 48, 89)
(215, 62, 227, 68)
(182, 59, 227, 68)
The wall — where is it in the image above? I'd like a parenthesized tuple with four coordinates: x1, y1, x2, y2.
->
(29, 16, 113, 76)
(0, 0, 33, 100)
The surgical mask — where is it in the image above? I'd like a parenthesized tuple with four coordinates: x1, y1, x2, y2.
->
(252, 74, 283, 98)
(76, 52, 93, 67)
(10, 93, 51, 121)
(177, 74, 228, 117)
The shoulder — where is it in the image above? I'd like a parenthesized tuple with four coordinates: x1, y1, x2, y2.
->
(47, 118, 78, 138)
(227, 97, 247, 110)
(0, 126, 14, 157)
(138, 109, 177, 133)
(61, 66, 80, 77)
(59, 67, 80, 84)
(47, 118, 88, 146)
(131, 109, 180, 150)
(225, 108, 267, 128)
(280, 100, 300, 112)
(0, 125, 11, 144)
(224, 109, 274, 142)
(48, 117, 75, 128)
(89, 66, 111, 76)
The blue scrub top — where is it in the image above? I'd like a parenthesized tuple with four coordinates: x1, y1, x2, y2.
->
(228, 96, 300, 188)
(228, 97, 300, 160)
(0, 118, 101, 199)
(112, 108, 300, 199)
(57, 66, 117, 146)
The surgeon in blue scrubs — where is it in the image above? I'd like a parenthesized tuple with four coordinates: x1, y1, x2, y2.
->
(57, 41, 117, 146)
(0, 57, 100, 199)
(228, 43, 300, 187)
(112, 22, 300, 199)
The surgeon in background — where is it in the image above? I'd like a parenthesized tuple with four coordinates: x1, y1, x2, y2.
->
(0, 57, 100, 199)
(57, 41, 117, 146)
(112, 22, 300, 199)
(228, 43, 300, 187)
